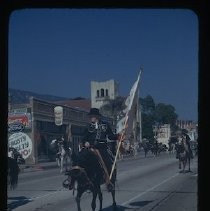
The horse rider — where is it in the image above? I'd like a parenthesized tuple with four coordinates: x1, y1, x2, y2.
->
(8, 147, 25, 164)
(181, 129, 194, 159)
(80, 108, 120, 192)
(176, 129, 194, 159)
(55, 136, 71, 158)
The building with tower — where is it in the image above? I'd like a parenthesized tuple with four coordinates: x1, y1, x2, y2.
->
(91, 79, 119, 108)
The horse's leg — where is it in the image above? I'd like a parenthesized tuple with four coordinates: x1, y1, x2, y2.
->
(183, 158, 186, 173)
(110, 170, 117, 209)
(188, 156, 191, 172)
(60, 156, 63, 173)
(111, 184, 117, 209)
(98, 186, 103, 211)
(91, 189, 98, 211)
(76, 190, 83, 211)
(179, 158, 181, 170)
(9, 159, 19, 189)
(57, 156, 60, 167)
(64, 154, 68, 172)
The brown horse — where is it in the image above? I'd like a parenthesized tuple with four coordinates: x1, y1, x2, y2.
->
(63, 148, 117, 211)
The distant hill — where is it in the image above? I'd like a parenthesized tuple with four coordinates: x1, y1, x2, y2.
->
(9, 88, 70, 104)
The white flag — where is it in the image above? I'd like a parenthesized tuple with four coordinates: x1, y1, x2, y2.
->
(116, 116, 126, 134)
(116, 70, 142, 134)
(110, 69, 142, 180)
(123, 71, 141, 114)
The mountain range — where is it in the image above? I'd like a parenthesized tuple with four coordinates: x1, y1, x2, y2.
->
(8, 88, 80, 104)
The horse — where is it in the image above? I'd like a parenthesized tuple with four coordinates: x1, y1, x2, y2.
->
(118, 141, 135, 159)
(8, 147, 25, 165)
(175, 139, 191, 173)
(63, 148, 117, 211)
(51, 139, 72, 173)
(168, 143, 176, 154)
(150, 142, 159, 157)
(152, 143, 168, 157)
(7, 148, 25, 190)
(142, 141, 153, 157)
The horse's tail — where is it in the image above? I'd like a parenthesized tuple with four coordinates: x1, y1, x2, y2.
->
(8, 158, 20, 189)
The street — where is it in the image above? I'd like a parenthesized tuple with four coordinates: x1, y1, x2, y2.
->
(7, 152, 198, 211)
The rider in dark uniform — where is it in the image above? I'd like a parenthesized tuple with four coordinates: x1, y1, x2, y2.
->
(81, 108, 119, 191)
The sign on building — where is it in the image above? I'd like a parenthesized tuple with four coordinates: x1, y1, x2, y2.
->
(8, 132, 33, 159)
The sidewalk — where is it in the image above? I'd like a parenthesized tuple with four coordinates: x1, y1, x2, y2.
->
(19, 152, 145, 173)
(20, 161, 58, 173)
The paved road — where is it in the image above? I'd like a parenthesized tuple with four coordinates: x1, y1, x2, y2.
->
(8, 152, 198, 211)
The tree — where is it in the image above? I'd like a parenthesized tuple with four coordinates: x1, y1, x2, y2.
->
(140, 95, 155, 115)
(140, 95, 156, 140)
(141, 112, 155, 140)
(140, 95, 179, 140)
(100, 94, 179, 140)
(154, 103, 178, 133)
(100, 96, 126, 124)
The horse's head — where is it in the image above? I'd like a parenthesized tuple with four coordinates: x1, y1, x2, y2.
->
(63, 166, 93, 190)
(176, 142, 185, 154)
(17, 155, 25, 164)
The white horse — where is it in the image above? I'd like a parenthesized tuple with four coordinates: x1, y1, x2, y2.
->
(169, 143, 176, 154)
(51, 139, 72, 173)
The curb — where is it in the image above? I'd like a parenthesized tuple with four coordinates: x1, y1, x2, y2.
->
(20, 162, 58, 173)
(20, 153, 144, 173)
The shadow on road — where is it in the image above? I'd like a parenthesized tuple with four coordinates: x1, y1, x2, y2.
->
(101, 200, 153, 210)
(101, 205, 132, 210)
(129, 200, 153, 207)
(7, 196, 31, 210)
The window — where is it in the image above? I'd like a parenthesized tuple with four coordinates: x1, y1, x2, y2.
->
(97, 90, 100, 97)
(106, 89, 108, 96)
(101, 89, 104, 97)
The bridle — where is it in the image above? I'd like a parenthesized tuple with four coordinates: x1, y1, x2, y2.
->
(67, 166, 94, 190)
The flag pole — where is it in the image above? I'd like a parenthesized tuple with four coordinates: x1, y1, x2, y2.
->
(109, 68, 142, 180)
(109, 114, 129, 179)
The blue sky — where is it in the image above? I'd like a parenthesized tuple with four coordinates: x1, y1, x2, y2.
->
(8, 9, 198, 121)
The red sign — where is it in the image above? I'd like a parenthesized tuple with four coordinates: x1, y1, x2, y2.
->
(8, 114, 31, 128)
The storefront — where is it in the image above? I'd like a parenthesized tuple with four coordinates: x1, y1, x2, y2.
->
(8, 97, 89, 164)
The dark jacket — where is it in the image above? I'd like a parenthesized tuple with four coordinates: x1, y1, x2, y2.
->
(82, 120, 118, 147)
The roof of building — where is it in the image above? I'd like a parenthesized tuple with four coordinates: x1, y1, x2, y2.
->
(54, 99, 91, 112)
